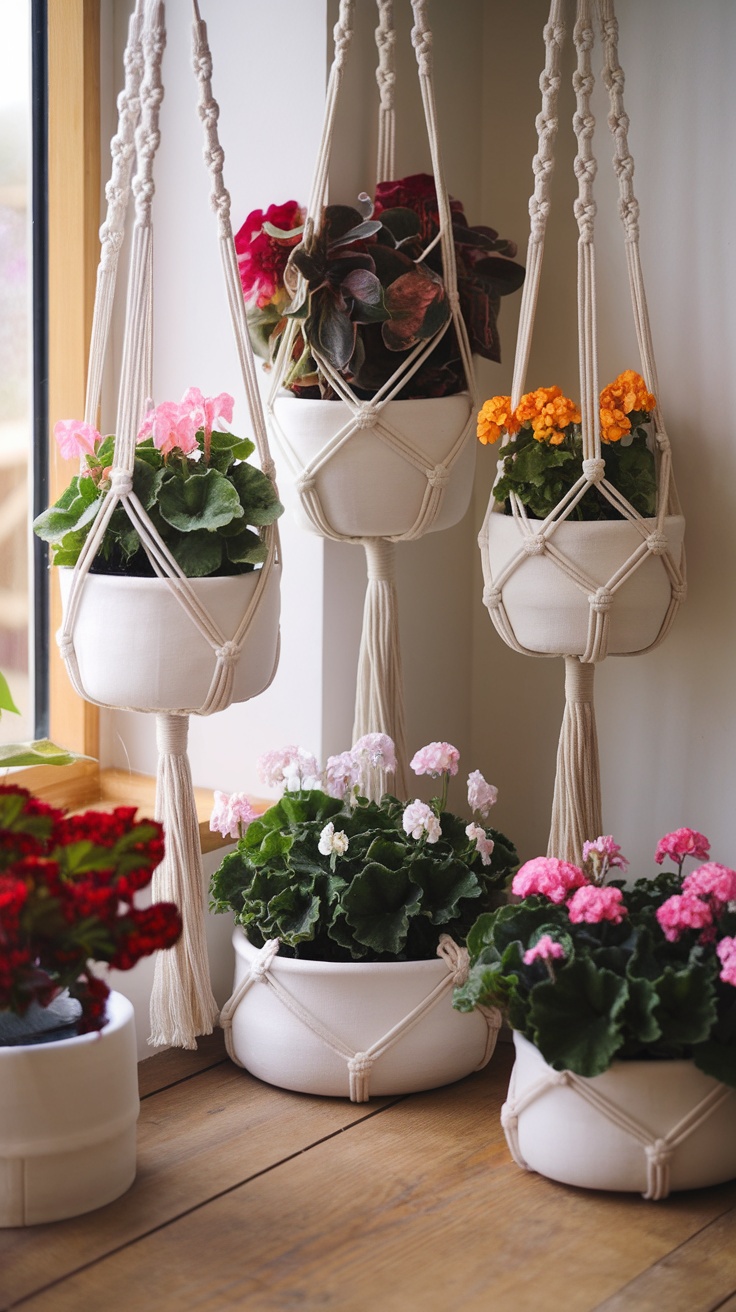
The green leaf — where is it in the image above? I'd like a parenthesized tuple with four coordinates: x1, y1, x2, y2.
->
(168, 529, 223, 577)
(653, 963, 719, 1047)
(132, 457, 164, 511)
(208, 430, 256, 473)
(157, 467, 244, 532)
(0, 671, 20, 715)
(529, 957, 629, 1076)
(33, 474, 101, 543)
(408, 856, 481, 925)
(228, 463, 284, 527)
(224, 527, 267, 566)
(266, 884, 322, 945)
(0, 739, 89, 768)
(620, 972, 662, 1048)
(342, 862, 423, 955)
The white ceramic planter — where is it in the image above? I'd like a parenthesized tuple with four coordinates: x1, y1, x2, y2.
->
(228, 929, 496, 1099)
(58, 563, 281, 713)
(0, 991, 139, 1226)
(271, 394, 475, 540)
(503, 1033, 736, 1198)
(480, 511, 685, 657)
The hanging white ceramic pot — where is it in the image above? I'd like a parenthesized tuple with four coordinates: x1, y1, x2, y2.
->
(481, 511, 686, 658)
(226, 929, 498, 1100)
(271, 394, 475, 541)
(502, 1033, 736, 1199)
(58, 564, 281, 714)
(0, 991, 139, 1227)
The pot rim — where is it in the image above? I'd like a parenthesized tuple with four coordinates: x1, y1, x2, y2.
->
(512, 1030, 728, 1082)
(486, 509, 685, 530)
(233, 926, 453, 977)
(272, 392, 472, 412)
(0, 989, 133, 1056)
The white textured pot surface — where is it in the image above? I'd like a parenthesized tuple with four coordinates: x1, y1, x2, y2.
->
(481, 512, 685, 656)
(504, 1033, 736, 1196)
(271, 394, 475, 540)
(230, 929, 493, 1098)
(0, 991, 139, 1226)
(59, 563, 281, 713)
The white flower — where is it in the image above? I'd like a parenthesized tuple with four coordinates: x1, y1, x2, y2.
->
(318, 822, 349, 857)
(258, 745, 320, 793)
(402, 800, 442, 844)
(467, 770, 498, 819)
(466, 822, 495, 867)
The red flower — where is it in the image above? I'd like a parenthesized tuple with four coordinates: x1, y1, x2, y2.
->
(235, 200, 304, 308)
(373, 172, 465, 244)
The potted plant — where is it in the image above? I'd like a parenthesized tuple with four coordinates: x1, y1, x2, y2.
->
(237, 177, 525, 540)
(453, 830, 736, 1199)
(32, 388, 284, 712)
(0, 783, 181, 1225)
(476, 372, 686, 658)
(209, 734, 518, 1101)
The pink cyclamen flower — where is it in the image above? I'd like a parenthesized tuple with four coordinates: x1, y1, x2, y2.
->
(655, 828, 710, 866)
(181, 387, 234, 441)
(137, 400, 199, 455)
(324, 751, 360, 800)
(717, 937, 736, 987)
(582, 835, 629, 881)
(512, 856, 588, 905)
(54, 419, 100, 460)
(410, 742, 460, 778)
(567, 884, 627, 925)
(351, 733, 397, 775)
(209, 790, 257, 841)
(258, 746, 320, 793)
(465, 822, 495, 867)
(682, 862, 736, 908)
(403, 800, 442, 844)
(656, 891, 715, 942)
(467, 770, 498, 819)
(523, 934, 566, 966)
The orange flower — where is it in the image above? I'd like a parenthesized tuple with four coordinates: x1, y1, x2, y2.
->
(599, 370, 655, 444)
(477, 395, 520, 445)
(517, 386, 580, 445)
(599, 406, 631, 444)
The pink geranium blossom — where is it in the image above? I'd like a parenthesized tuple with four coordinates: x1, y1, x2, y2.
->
(682, 862, 736, 908)
(209, 791, 257, 841)
(523, 934, 566, 966)
(465, 822, 495, 867)
(54, 419, 100, 461)
(656, 891, 715, 942)
(467, 770, 498, 819)
(258, 746, 320, 793)
(137, 400, 199, 455)
(410, 742, 460, 778)
(567, 885, 627, 925)
(351, 734, 396, 774)
(512, 856, 588, 905)
(655, 828, 710, 867)
(402, 800, 442, 844)
(582, 835, 629, 883)
(717, 937, 736, 987)
(324, 751, 360, 800)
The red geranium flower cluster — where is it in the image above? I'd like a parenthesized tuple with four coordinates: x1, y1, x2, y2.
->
(0, 785, 181, 1034)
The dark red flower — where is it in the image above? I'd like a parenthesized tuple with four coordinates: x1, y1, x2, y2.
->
(235, 200, 304, 308)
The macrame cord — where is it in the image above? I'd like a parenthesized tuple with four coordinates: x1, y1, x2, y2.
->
(501, 1061, 733, 1202)
(57, 0, 281, 1048)
(219, 934, 501, 1103)
(478, 0, 685, 862)
(267, 0, 477, 797)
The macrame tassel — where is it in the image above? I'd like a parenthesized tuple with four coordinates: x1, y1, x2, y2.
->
(547, 657, 602, 864)
(149, 712, 218, 1049)
(352, 538, 408, 798)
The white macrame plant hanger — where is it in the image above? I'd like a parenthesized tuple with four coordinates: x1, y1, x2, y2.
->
(57, 0, 282, 1049)
(479, 0, 685, 862)
(267, 0, 477, 797)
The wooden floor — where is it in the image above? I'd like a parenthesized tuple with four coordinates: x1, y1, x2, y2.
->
(3, 1034, 736, 1312)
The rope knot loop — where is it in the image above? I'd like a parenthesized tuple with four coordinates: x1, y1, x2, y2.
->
(483, 586, 502, 612)
(582, 458, 605, 483)
(296, 472, 316, 495)
(354, 403, 377, 430)
(645, 1138, 672, 1169)
(673, 583, 688, 604)
(447, 290, 461, 313)
(411, 25, 433, 75)
(250, 939, 280, 981)
(522, 534, 546, 556)
(57, 631, 75, 661)
(428, 463, 450, 490)
(436, 934, 469, 986)
(589, 587, 613, 614)
(110, 469, 134, 496)
(646, 531, 668, 556)
(215, 640, 239, 665)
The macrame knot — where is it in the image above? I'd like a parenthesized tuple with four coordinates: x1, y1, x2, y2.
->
(609, 111, 630, 139)
(447, 290, 461, 313)
(646, 531, 668, 556)
(194, 51, 213, 82)
(109, 469, 133, 496)
(645, 1139, 672, 1170)
(550, 1069, 571, 1087)
(348, 1052, 374, 1102)
(673, 583, 688, 604)
(574, 198, 597, 236)
(99, 226, 124, 256)
(582, 458, 605, 483)
(261, 457, 276, 481)
(428, 463, 450, 490)
(573, 152, 597, 182)
(200, 103, 220, 133)
(436, 934, 469, 986)
(620, 198, 640, 233)
(532, 150, 555, 181)
(613, 155, 635, 183)
(543, 20, 565, 50)
(483, 586, 502, 612)
(411, 26, 433, 75)
(57, 631, 75, 661)
(250, 939, 280, 981)
(575, 23, 595, 53)
(215, 640, 239, 665)
(353, 403, 377, 430)
(296, 472, 316, 495)
(134, 176, 156, 208)
(589, 587, 613, 614)
(539, 70, 560, 99)
(522, 534, 546, 556)
(332, 21, 352, 70)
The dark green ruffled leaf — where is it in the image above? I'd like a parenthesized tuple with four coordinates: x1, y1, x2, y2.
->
(157, 466, 244, 532)
(224, 527, 267, 566)
(342, 862, 423, 955)
(408, 856, 481, 925)
(207, 430, 256, 473)
(228, 463, 284, 527)
(168, 529, 222, 577)
(529, 957, 628, 1076)
(267, 884, 322, 944)
(653, 963, 719, 1047)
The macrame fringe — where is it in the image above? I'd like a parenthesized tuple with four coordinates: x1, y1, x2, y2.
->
(148, 713, 218, 1049)
(352, 539, 408, 799)
(547, 657, 601, 864)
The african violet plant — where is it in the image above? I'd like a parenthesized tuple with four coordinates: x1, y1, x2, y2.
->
(209, 734, 517, 963)
(453, 829, 736, 1087)
(236, 173, 524, 401)
(33, 388, 283, 578)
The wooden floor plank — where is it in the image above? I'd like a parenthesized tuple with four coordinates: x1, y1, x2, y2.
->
(10, 1044, 736, 1312)
(137, 1029, 228, 1098)
(593, 1206, 736, 1312)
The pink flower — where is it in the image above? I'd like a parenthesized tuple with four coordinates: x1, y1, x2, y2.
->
(717, 937, 736, 987)
(682, 862, 736, 908)
(582, 835, 629, 882)
(410, 742, 460, 778)
(567, 885, 627, 925)
(180, 387, 234, 441)
(656, 891, 715, 942)
(512, 856, 588, 905)
(403, 800, 442, 844)
(137, 401, 199, 455)
(467, 770, 498, 818)
(54, 419, 100, 460)
(258, 746, 320, 793)
(235, 200, 304, 308)
(523, 934, 566, 966)
(465, 822, 495, 866)
(351, 734, 396, 774)
(324, 751, 360, 800)
(655, 828, 710, 866)
(209, 790, 257, 841)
